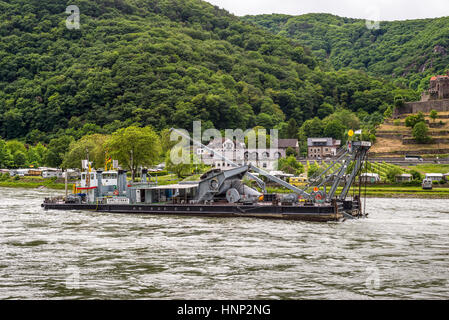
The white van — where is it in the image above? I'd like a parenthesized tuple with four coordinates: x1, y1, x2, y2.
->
(422, 179, 433, 190)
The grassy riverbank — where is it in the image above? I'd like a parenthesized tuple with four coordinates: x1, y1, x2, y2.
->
(266, 185, 449, 199)
(0, 177, 67, 190)
(2, 176, 449, 199)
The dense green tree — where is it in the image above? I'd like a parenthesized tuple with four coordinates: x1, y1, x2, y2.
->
(307, 162, 321, 178)
(278, 155, 304, 175)
(394, 96, 405, 109)
(245, 126, 271, 148)
(255, 113, 275, 129)
(45, 136, 75, 168)
(409, 169, 423, 181)
(286, 119, 298, 139)
(165, 148, 202, 179)
(386, 167, 402, 183)
(244, 13, 449, 85)
(26, 130, 48, 145)
(3, 109, 25, 139)
(323, 119, 345, 142)
(160, 128, 178, 155)
(299, 117, 324, 139)
(6, 140, 27, 156)
(0, 0, 417, 142)
(62, 134, 109, 169)
(0, 139, 13, 168)
(317, 103, 334, 119)
(324, 109, 360, 131)
(105, 126, 161, 180)
(27, 143, 48, 168)
(13, 151, 27, 168)
(413, 122, 432, 144)
(383, 106, 393, 118)
(405, 112, 425, 128)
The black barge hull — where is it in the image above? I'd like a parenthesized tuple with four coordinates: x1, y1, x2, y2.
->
(41, 201, 360, 222)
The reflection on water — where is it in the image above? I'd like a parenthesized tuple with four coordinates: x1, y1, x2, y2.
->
(0, 188, 448, 299)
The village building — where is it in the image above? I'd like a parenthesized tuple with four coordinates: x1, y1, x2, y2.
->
(395, 173, 413, 183)
(360, 173, 380, 184)
(307, 138, 341, 159)
(425, 173, 444, 182)
(443, 173, 449, 181)
(195, 138, 298, 171)
(278, 139, 300, 156)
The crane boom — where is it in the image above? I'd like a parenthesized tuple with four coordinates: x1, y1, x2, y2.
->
(169, 128, 311, 197)
(169, 128, 267, 192)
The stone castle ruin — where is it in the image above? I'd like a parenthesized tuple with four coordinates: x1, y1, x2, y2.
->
(421, 72, 449, 101)
(395, 72, 449, 116)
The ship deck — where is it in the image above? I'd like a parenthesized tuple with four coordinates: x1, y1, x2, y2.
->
(42, 202, 347, 222)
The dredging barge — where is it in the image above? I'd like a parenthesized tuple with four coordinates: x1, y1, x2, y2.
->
(42, 133, 371, 222)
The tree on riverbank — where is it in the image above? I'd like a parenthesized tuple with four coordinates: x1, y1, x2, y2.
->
(105, 126, 161, 181)
(62, 134, 109, 169)
(412, 122, 432, 144)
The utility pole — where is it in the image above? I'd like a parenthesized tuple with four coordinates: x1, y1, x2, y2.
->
(65, 168, 68, 199)
(85, 147, 90, 188)
(130, 150, 134, 181)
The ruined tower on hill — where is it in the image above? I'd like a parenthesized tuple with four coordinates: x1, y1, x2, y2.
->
(421, 72, 449, 101)
(395, 72, 449, 116)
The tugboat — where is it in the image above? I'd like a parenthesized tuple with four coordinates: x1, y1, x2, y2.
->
(42, 131, 371, 222)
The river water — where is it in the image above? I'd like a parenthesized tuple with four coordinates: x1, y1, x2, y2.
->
(0, 187, 448, 300)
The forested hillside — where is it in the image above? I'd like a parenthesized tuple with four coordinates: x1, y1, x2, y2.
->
(243, 13, 449, 90)
(0, 0, 417, 144)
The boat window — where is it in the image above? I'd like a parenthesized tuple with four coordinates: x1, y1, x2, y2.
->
(103, 173, 118, 180)
(91, 174, 95, 180)
(81, 173, 86, 180)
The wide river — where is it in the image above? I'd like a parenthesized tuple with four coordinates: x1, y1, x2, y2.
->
(0, 187, 447, 300)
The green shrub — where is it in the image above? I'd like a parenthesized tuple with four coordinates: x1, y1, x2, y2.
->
(412, 122, 432, 144)
(286, 147, 297, 157)
(386, 167, 402, 182)
(401, 180, 422, 187)
(430, 110, 438, 122)
(393, 120, 401, 126)
(409, 169, 422, 181)
(405, 112, 425, 128)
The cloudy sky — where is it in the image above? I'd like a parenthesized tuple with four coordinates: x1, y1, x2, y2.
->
(204, 0, 449, 20)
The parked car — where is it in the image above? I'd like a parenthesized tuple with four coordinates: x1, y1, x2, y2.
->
(422, 179, 433, 190)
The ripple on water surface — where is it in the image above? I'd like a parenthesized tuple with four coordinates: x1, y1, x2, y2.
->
(0, 188, 448, 299)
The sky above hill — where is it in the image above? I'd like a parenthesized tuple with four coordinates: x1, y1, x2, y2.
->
(205, 0, 449, 20)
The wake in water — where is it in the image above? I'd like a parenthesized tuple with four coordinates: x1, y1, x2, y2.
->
(0, 187, 448, 299)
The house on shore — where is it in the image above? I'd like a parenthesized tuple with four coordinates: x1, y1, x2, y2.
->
(278, 139, 300, 156)
(307, 138, 341, 159)
(425, 173, 444, 182)
(195, 138, 299, 171)
(395, 174, 413, 183)
(360, 173, 380, 183)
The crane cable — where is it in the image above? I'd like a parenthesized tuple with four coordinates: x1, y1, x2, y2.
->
(364, 151, 368, 217)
